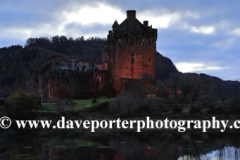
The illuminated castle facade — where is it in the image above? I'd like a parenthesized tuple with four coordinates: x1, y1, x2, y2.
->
(27, 10, 157, 102)
(103, 10, 157, 80)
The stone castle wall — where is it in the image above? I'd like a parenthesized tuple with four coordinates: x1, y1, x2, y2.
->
(109, 38, 156, 80)
(106, 10, 157, 82)
(27, 10, 157, 102)
(27, 70, 108, 102)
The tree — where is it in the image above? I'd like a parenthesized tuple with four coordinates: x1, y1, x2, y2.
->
(59, 35, 68, 42)
(6, 89, 39, 119)
(167, 73, 210, 103)
(108, 87, 144, 117)
(25, 38, 35, 47)
(227, 79, 240, 110)
(179, 73, 210, 102)
(214, 81, 228, 107)
(155, 80, 169, 98)
(51, 36, 60, 43)
(167, 73, 180, 97)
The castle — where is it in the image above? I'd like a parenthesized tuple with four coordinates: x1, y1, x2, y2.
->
(103, 10, 157, 80)
(27, 10, 157, 102)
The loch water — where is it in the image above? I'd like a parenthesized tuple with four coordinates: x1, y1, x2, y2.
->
(1, 129, 240, 160)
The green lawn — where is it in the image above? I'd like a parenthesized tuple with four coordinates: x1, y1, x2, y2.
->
(41, 98, 114, 112)
(38, 110, 56, 113)
(73, 98, 114, 110)
(41, 103, 56, 109)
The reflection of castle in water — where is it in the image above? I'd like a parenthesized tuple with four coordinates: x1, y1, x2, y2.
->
(2, 131, 240, 160)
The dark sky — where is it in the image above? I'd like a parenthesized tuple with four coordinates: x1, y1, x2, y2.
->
(1, 0, 240, 80)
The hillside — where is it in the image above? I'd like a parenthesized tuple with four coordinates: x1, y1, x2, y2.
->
(199, 73, 240, 100)
(1, 35, 238, 98)
(156, 52, 179, 80)
(0, 36, 181, 97)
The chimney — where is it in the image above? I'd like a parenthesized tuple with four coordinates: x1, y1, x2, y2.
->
(127, 10, 136, 20)
(127, 10, 136, 31)
(143, 21, 148, 26)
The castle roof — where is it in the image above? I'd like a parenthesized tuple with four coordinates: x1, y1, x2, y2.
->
(118, 19, 145, 31)
(111, 10, 154, 32)
(112, 20, 119, 27)
(109, 10, 157, 39)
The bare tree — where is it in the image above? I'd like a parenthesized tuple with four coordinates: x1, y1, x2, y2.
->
(108, 81, 146, 117)
(155, 80, 169, 98)
(167, 73, 180, 97)
(215, 81, 228, 107)
(168, 73, 210, 103)
(227, 79, 240, 110)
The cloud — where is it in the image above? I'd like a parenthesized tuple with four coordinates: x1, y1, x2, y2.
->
(1, 0, 240, 80)
(64, 22, 109, 38)
(179, 23, 215, 35)
(0, 24, 59, 40)
(211, 38, 236, 52)
(138, 10, 181, 28)
(230, 28, 240, 36)
(175, 62, 222, 73)
(190, 26, 215, 34)
(0, 2, 122, 45)
(183, 11, 201, 19)
(136, 9, 216, 35)
(62, 2, 125, 26)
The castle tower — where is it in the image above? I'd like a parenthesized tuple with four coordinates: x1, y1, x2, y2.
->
(103, 10, 157, 81)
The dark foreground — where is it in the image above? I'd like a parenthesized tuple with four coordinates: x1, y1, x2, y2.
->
(1, 128, 240, 160)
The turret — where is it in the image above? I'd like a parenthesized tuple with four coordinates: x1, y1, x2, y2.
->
(112, 20, 119, 31)
(143, 21, 148, 27)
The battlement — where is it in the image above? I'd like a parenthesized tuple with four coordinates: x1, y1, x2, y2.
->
(108, 10, 157, 42)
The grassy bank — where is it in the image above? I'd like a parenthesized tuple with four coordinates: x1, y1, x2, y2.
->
(38, 97, 239, 121)
(40, 98, 114, 112)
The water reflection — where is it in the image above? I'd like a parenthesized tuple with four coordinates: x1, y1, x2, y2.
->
(1, 129, 240, 160)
